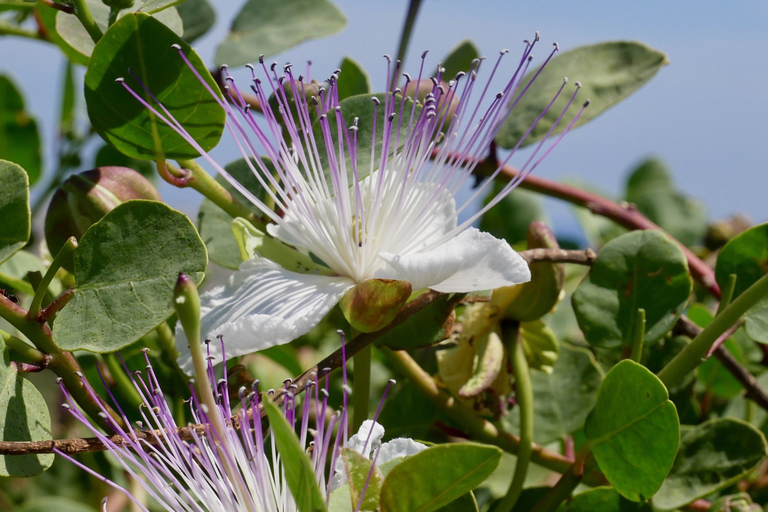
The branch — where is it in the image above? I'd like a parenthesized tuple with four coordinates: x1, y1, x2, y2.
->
(520, 247, 597, 266)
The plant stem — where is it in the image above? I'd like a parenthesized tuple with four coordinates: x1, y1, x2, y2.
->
(0, 21, 44, 40)
(28, 236, 77, 320)
(71, 0, 103, 43)
(0, 272, 34, 296)
(497, 324, 533, 512)
(174, 159, 266, 229)
(102, 353, 143, 410)
(716, 274, 737, 316)
(531, 455, 595, 512)
(630, 308, 646, 363)
(395, 0, 424, 68)
(353, 343, 372, 431)
(1, 330, 48, 364)
(658, 272, 768, 389)
(381, 347, 580, 477)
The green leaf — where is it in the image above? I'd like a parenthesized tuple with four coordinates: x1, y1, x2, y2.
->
(214, 0, 346, 67)
(263, 399, 327, 512)
(653, 418, 768, 510)
(480, 183, 548, 246)
(0, 334, 54, 477)
(337, 57, 371, 101)
(436, 492, 478, 512)
(519, 320, 559, 374)
(52, 200, 207, 352)
(16, 497, 99, 512)
(84, 13, 225, 161)
(505, 344, 603, 445)
(36, 4, 89, 65)
(0, 250, 50, 297)
(556, 487, 652, 512)
(379, 443, 502, 512)
(375, 293, 456, 350)
(584, 360, 679, 501)
(572, 230, 692, 348)
(313, 92, 421, 186)
(495, 41, 667, 149)
(342, 447, 383, 511)
(715, 222, 768, 344)
(0, 160, 30, 265)
(441, 40, 480, 81)
(624, 158, 707, 247)
(176, 0, 216, 42)
(55, 0, 183, 60)
(0, 77, 41, 185)
(197, 157, 269, 269)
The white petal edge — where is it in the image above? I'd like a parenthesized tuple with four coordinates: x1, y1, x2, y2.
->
(376, 228, 531, 293)
(176, 257, 355, 374)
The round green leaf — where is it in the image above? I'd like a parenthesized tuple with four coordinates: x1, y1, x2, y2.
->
(624, 158, 707, 248)
(379, 443, 502, 512)
(176, 0, 216, 42)
(495, 41, 668, 149)
(584, 360, 679, 502)
(572, 230, 692, 348)
(653, 418, 768, 510)
(84, 13, 225, 161)
(0, 160, 30, 265)
(214, 0, 346, 67)
(0, 335, 53, 477)
(557, 487, 652, 512)
(0, 76, 41, 185)
(197, 157, 268, 269)
(52, 200, 207, 352)
(56, 0, 183, 61)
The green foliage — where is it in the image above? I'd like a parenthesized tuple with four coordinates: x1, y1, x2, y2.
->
(505, 344, 603, 444)
(573, 230, 692, 348)
(375, 293, 457, 350)
(85, 14, 225, 160)
(654, 419, 768, 510)
(495, 41, 668, 149)
(55, 0, 183, 60)
(480, 183, 548, 246)
(0, 335, 53, 477)
(440, 40, 480, 80)
(342, 447, 383, 511)
(176, 0, 216, 42)
(263, 399, 327, 512)
(215, 0, 346, 67)
(197, 157, 269, 269)
(52, 200, 207, 352)
(715, 223, 768, 344)
(556, 487, 652, 511)
(585, 360, 679, 501)
(0, 160, 30, 265)
(337, 57, 371, 101)
(379, 443, 502, 512)
(625, 158, 707, 247)
(0, 77, 41, 185)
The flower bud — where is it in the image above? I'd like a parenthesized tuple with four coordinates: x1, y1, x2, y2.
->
(491, 221, 565, 322)
(339, 278, 412, 333)
(45, 167, 161, 266)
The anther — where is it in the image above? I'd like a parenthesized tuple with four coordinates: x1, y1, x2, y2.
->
(283, 378, 293, 386)
(384, 54, 391, 63)
(500, 49, 509, 55)
(61, 403, 71, 409)
(141, 347, 150, 353)
(259, 54, 264, 63)
(394, 87, 402, 95)
(171, 43, 181, 50)
(421, 50, 429, 59)
(246, 63, 254, 71)
(403, 72, 412, 82)
(283, 63, 293, 72)
(267, 389, 275, 395)
(220, 64, 228, 71)
(388, 113, 396, 122)
(297, 74, 304, 81)
(270, 62, 277, 72)
(496, 92, 504, 99)
(583, 100, 590, 107)
(225, 76, 235, 82)
(56, 377, 63, 384)
(115, 77, 125, 84)
(389, 378, 397, 385)
(320, 389, 329, 398)
(322, 367, 332, 374)
(455, 71, 465, 80)
(342, 384, 353, 395)
(311, 96, 318, 105)
(575, 81, 582, 88)
(535, 31, 540, 41)
(75, 371, 83, 378)
(371, 97, 380, 106)
(335, 105, 342, 112)
(563, 77, 569, 84)
(554, 42, 559, 51)
(430, 77, 438, 86)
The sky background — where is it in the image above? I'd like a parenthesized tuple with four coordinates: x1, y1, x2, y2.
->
(2, 0, 767, 240)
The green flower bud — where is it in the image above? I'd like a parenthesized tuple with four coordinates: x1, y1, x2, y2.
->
(339, 278, 412, 333)
(491, 221, 565, 322)
(45, 166, 161, 268)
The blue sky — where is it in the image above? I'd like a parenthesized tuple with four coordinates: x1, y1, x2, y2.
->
(2, 0, 767, 238)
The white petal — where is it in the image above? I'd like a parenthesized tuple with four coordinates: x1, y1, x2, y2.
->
(376, 228, 531, 293)
(346, 420, 385, 458)
(377, 438, 428, 465)
(176, 257, 355, 374)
